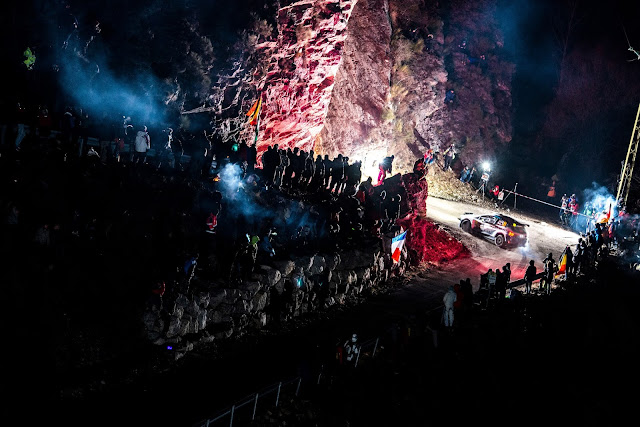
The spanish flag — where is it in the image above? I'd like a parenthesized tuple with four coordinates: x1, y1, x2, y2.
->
(246, 96, 262, 126)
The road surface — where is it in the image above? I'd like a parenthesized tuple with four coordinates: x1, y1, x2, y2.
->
(327, 195, 582, 325)
(425, 196, 581, 284)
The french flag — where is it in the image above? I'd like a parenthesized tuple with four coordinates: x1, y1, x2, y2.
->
(391, 231, 407, 263)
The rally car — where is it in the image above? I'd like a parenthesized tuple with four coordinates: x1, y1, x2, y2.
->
(459, 212, 529, 248)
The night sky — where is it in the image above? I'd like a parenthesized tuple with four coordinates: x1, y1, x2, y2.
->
(496, 0, 640, 199)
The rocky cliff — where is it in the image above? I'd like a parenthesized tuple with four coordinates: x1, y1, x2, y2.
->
(321, 0, 514, 176)
(437, 0, 514, 170)
(316, 0, 394, 179)
(27, 0, 514, 177)
(238, 0, 514, 178)
(248, 0, 359, 161)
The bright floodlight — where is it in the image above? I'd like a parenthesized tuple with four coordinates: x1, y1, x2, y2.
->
(482, 162, 491, 172)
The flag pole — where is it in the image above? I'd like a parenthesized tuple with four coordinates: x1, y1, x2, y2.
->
(254, 103, 260, 145)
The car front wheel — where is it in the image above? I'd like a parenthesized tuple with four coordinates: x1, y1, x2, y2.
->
(494, 234, 505, 247)
(461, 220, 472, 233)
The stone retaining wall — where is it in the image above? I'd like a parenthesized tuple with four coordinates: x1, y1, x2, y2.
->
(142, 235, 408, 360)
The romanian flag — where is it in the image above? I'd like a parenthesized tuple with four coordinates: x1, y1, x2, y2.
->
(246, 96, 262, 126)
(556, 253, 567, 276)
(391, 231, 407, 263)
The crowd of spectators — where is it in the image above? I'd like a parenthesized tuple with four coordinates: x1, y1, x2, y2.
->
(1, 102, 431, 328)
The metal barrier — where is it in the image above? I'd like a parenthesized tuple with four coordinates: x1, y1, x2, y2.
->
(195, 335, 384, 426)
(354, 336, 380, 367)
(314, 334, 382, 386)
(193, 376, 302, 427)
(506, 271, 545, 290)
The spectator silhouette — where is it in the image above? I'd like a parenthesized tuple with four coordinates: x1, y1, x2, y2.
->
(133, 125, 150, 165)
(524, 260, 536, 294)
(442, 285, 457, 331)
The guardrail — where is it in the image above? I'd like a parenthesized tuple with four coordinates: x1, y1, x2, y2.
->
(193, 376, 302, 427)
(194, 335, 384, 427)
(506, 271, 545, 289)
(354, 336, 381, 368)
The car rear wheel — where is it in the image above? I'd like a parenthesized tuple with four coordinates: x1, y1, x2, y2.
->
(494, 234, 505, 247)
(461, 220, 472, 233)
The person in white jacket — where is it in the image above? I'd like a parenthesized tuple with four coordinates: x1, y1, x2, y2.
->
(133, 125, 150, 165)
(344, 333, 360, 365)
(442, 285, 457, 330)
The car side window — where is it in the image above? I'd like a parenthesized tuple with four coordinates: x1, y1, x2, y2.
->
(483, 216, 497, 225)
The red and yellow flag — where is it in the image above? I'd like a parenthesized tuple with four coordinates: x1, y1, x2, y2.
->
(597, 204, 612, 224)
(556, 253, 567, 276)
(246, 96, 262, 126)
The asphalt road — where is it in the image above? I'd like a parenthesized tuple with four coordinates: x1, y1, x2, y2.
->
(424, 196, 581, 286)
(322, 196, 583, 329)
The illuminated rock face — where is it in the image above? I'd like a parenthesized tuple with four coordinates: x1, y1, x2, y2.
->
(255, 0, 358, 160)
(317, 0, 393, 180)
(320, 0, 513, 177)
(435, 0, 514, 171)
(321, 0, 450, 180)
(253, 0, 513, 177)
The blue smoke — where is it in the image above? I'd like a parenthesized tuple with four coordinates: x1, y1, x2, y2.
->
(219, 163, 244, 195)
(217, 162, 320, 240)
(58, 50, 167, 128)
(50, 1, 184, 129)
(218, 163, 264, 222)
(581, 182, 617, 217)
